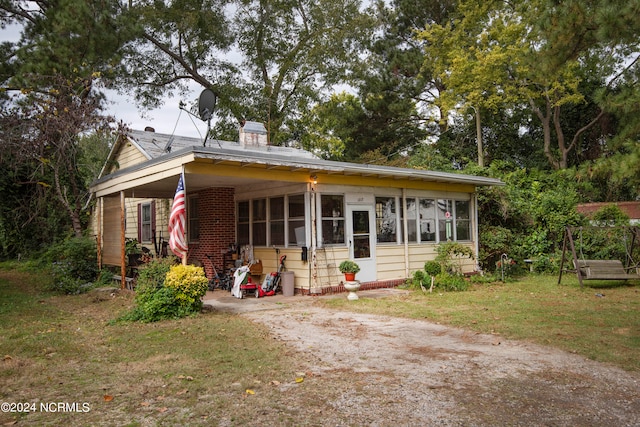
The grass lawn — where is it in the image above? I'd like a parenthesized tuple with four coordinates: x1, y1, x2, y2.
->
(323, 274, 640, 371)
(0, 264, 638, 425)
(0, 265, 304, 426)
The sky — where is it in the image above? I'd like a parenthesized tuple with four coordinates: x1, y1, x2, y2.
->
(2, 23, 208, 140)
(108, 87, 208, 139)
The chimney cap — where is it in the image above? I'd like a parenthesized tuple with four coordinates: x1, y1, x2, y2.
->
(144, 126, 155, 132)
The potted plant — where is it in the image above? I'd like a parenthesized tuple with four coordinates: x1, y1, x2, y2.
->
(339, 260, 360, 281)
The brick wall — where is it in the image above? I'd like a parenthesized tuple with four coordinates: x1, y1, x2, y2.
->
(188, 187, 235, 278)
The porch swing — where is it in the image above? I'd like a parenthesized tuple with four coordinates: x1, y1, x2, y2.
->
(558, 225, 640, 287)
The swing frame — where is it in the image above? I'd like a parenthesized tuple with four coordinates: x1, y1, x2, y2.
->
(558, 225, 640, 287)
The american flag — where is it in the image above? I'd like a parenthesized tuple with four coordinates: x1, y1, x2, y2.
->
(169, 173, 188, 259)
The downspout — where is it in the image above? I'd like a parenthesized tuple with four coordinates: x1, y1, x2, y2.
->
(402, 189, 409, 278)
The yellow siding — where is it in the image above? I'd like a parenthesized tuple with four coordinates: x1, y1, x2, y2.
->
(252, 248, 310, 291)
(376, 245, 410, 281)
(102, 197, 121, 266)
(108, 141, 148, 173)
(99, 196, 170, 266)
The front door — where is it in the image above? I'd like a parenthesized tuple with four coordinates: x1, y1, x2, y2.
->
(347, 205, 376, 282)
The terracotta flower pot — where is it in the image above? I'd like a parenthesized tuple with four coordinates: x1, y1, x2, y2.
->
(344, 272, 356, 281)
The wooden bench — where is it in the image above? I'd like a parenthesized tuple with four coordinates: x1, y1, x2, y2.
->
(573, 260, 638, 281)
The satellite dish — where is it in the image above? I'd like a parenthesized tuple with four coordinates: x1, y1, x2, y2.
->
(198, 89, 217, 122)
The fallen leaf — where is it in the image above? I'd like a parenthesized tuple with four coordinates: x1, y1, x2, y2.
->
(176, 389, 188, 396)
(158, 407, 168, 413)
(270, 380, 281, 386)
(245, 389, 255, 395)
(295, 377, 304, 383)
(140, 401, 151, 407)
(186, 376, 194, 381)
(103, 395, 113, 402)
(3, 355, 12, 361)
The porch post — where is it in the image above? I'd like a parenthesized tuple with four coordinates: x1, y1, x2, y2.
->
(96, 197, 102, 270)
(310, 182, 317, 293)
(120, 191, 126, 289)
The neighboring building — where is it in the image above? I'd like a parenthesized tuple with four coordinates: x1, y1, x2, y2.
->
(90, 123, 503, 294)
(577, 202, 640, 225)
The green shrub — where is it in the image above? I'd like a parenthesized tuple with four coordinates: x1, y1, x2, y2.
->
(434, 273, 470, 292)
(43, 236, 99, 294)
(122, 259, 207, 323)
(424, 260, 441, 277)
(435, 242, 474, 274)
(410, 270, 427, 290)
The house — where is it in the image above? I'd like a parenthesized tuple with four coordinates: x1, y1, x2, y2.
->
(577, 202, 640, 225)
(90, 123, 503, 294)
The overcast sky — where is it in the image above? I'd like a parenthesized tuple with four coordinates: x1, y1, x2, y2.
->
(2, 23, 208, 140)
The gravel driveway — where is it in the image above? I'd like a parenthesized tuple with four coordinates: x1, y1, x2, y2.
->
(218, 290, 640, 426)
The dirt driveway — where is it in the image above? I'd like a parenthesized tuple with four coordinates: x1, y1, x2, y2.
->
(207, 289, 640, 426)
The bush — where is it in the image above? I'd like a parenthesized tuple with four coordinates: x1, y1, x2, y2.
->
(164, 264, 209, 312)
(43, 236, 99, 294)
(410, 270, 427, 290)
(122, 259, 207, 323)
(424, 260, 441, 277)
(435, 273, 470, 292)
(435, 242, 474, 274)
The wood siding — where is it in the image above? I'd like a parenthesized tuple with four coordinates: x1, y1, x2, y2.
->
(109, 141, 148, 172)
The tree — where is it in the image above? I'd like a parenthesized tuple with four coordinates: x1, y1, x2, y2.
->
(0, 0, 121, 252)
(118, 0, 373, 144)
(1, 73, 113, 238)
(418, 0, 637, 170)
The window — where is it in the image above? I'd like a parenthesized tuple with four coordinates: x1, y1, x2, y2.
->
(404, 198, 417, 243)
(321, 195, 344, 245)
(237, 195, 307, 247)
(188, 196, 199, 242)
(419, 199, 436, 242)
(403, 197, 471, 243)
(237, 201, 249, 245)
(140, 202, 152, 242)
(288, 194, 305, 246)
(438, 199, 454, 242)
(252, 199, 267, 246)
(270, 197, 285, 246)
(455, 200, 471, 241)
(376, 197, 397, 243)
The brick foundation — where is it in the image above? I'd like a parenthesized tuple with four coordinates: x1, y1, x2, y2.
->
(297, 278, 407, 296)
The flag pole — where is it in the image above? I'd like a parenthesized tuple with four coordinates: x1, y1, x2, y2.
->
(168, 168, 189, 265)
(181, 167, 188, 266)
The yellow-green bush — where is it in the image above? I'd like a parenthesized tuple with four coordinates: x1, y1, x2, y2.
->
(164, 264, 209, 309)
(119, 261, 208, 323)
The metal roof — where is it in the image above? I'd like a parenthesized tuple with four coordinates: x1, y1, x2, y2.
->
(91, 129, 503, 198)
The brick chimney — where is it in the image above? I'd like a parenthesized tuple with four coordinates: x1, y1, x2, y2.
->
(239, 121, 268, 147)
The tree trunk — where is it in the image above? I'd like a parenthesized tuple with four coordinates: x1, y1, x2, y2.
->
(474, 106, 484, 167)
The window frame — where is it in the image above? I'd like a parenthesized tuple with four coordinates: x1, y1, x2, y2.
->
(187, 195, 199, 243)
